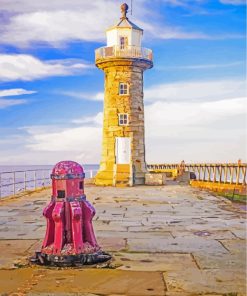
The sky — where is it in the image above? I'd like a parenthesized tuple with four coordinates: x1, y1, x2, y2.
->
(0, 0, 246, 165)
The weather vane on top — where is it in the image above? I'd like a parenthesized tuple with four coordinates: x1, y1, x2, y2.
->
(121, 3, 129, 19)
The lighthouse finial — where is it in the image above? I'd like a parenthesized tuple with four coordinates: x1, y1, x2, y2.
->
(120, 3, 129, 19)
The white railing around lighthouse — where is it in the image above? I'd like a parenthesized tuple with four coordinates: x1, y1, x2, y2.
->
(95, 45, 153, 62)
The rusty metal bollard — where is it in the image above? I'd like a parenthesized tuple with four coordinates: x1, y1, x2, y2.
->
(30, 160, 111, 266)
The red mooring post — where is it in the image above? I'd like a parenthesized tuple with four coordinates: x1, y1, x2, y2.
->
(30, 160, 111, 266)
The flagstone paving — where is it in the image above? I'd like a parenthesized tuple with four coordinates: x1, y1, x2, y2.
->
(0, 184, 246, 295)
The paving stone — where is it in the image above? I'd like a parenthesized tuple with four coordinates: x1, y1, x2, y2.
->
(95, 230, 173, 239)
(218, 239, 247, 254)
(0, 268, 34, 293)
(163, 268, 246, 294)
(31, 269, 166, 296)
(172, 230, 236, 240)
(113, 252, 198, 271)
(231, 229, 246, 239)
(97, 237, 126, 251)
(193, 252, 246, 270)
(0, 185, 246, 295)
(0, 225, 45, 239)
(127, 237, 228, 254)
(0, 240, 37, 268)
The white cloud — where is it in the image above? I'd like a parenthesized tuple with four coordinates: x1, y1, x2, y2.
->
(61, 91, 104, 101)
(145, 97, 246, 163)
(219, 0, 246, 5)
(0, 1, 129, 46)
(0, 54, 91, 81)
(144, 80, 246, 102)
(0, 98, 27, 109)
(20, 124, 102, 164)
(163, 0, 245, 7)
(0, 88, 36, 97)
(72, 112, 103, 125)
(0, 0, 232, 47)
(159, 61, 244, 70)
(1, 79, 246, 164)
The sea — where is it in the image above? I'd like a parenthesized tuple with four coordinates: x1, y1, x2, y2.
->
(0, 164, 99, 198)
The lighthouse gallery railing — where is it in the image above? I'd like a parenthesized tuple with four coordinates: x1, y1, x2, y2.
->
(95, 45, 153, 61)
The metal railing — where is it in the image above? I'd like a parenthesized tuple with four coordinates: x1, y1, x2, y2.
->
(95, 45, 153, 62)
(147, 161, 247, 185)
(0, 169, 98, 198)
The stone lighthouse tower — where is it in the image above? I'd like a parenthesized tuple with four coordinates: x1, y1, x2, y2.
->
(94, 3, 153, 186)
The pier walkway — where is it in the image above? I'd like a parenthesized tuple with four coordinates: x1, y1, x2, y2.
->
(0, 184, 246, 295)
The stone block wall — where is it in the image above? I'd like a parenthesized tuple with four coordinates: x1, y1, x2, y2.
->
(95, 58, 152, 186)
(145, 173, 166, 186)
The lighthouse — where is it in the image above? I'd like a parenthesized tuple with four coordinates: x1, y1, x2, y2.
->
(94, 3, 153, 186)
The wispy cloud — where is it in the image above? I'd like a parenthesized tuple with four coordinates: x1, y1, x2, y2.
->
(0, 98, 27, 109)
(219, 0, 246, 5)
(0, 0, 238, 47)
(1, 78, 244, 164)
(61, 79, 246, 103)
(12, 95, 245, 164)
(0, 88, 35, 109)
(145, 96, 246, 163)
(0, 88, 37, 97)
(157, 61, 245, 70)
(163, 0, 246, 7)
(153, 29, 244, 40)
(144, 79, 246, 102)
(72, 112, 103, 125)
(61, 91, 104, 101)
(0, 54, 91, 81)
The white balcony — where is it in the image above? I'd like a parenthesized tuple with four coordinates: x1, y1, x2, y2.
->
(95, 45, 153, 62)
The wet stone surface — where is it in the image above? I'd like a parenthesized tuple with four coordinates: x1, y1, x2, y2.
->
(0, 184, 246, 296)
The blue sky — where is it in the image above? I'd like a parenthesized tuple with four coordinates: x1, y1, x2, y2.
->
(0, 0, 246, 165)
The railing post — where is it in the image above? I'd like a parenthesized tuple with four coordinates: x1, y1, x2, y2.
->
(213, 166, 216, 183)
(207, 166, 211, 182)
(203, 165, 206, 181)
(242, 166, 246, 185)
(13, 172, 16, 196)
(0, 173, 1, 198)
(90, 170, 93, 178)
(24, 171, 27, 191)
(219, 166, 222, 183)
(230, 167, 234, 184)
(236, 165, 240, 185)
(34, 171, 37, 189)
(224, 165, 228, 183)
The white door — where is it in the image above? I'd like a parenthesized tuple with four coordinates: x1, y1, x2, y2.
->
(115, 137, 131, 164)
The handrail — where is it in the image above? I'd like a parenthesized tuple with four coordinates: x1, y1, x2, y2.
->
(0, 169, 98, 198)
(95, 45, 153, 62)
(147, 161, 247, 185)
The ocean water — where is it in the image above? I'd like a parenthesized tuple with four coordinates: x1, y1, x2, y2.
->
(0, 164, 99, 198)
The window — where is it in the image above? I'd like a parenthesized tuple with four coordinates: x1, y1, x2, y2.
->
(57, 190, 65, 199)
(79, 181, 83, 190)
(119, 83, 129, 95)
(120, 36, 128, 49)
(118, 113, 129, 126)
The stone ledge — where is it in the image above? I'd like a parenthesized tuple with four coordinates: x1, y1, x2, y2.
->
(145, 173, 166, 186)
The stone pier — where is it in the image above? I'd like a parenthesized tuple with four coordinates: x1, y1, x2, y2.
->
(0, 184, 246, 295)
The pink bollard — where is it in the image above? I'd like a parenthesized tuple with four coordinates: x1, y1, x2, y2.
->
(30, 160, 111, 266)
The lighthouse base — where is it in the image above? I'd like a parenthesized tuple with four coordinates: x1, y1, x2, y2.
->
(95, 164, 146, 187)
